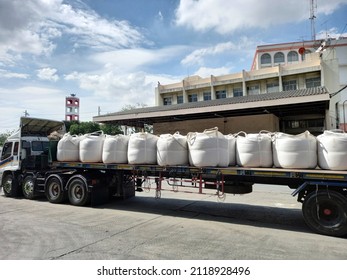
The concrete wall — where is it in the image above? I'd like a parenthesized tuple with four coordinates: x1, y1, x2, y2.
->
(153, 114, 279, 135)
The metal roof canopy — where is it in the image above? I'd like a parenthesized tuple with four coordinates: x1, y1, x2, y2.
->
(20, 117, 65, 136)
(93, 87, 330, 127)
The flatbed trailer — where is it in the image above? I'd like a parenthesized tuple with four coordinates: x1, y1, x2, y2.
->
(44, 160, 347, 237)
(1, 117, 347, 237)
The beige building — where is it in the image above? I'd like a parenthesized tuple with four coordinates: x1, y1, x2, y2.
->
(94, 38, 347, 135)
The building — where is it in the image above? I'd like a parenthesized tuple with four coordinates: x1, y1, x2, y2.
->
(94, 37, 347, 135)
(65, 94, 80, 121)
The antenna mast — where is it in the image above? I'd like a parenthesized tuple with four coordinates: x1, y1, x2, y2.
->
(309, 0, 317, 40)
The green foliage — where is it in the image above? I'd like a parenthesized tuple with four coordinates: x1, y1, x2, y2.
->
(100, 123, 123, 135)
(69, 121, 101, 135)
(63, 120, 79, 132)
(0, 131, 14, 146)
(66, 121, 122, 135)
(121, 103, 147, 111)
(121, 103, 153, 133)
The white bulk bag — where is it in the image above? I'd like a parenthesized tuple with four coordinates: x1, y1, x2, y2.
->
(128, 132, 158, 164)
(79, 131, 105, 163)
(317, 130, 347, 170)
(157, 132, 188, 166)
(273, 131, 317, 169)
(57, 132, 81, 162)
(236, 131, 273, 167)
(225, 134, 236, 166)
(187, 127, 229, 167)
(102, 135, 129, 164)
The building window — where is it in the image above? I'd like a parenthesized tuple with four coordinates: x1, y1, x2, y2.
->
(177, 95, 183, 104)
(260, 53, 271, 65)
(163, 97, 172, 105)
(216, 90, 226, 99)
(203, 92, 211, 101)
(306, 77, 321, 88)
(233, 88, 243, 97)
(274, 52, 285, 64)
(267, 82, 279, 93)
(188, 94, 197, 102)
(247, 85, 260, 95)
(287, 51, 298, 62)
(283, 80, 297, 91)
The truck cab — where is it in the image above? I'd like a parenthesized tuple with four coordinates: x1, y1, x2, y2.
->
(0, 117, 65, 196)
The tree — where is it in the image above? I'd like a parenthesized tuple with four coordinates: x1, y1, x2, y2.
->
(69, 121, 101, 135)
(121, 103, 153, 133)
(0, 131, 14, 147)
(100, 123, 123, 135)
(66, 121, 122, 135)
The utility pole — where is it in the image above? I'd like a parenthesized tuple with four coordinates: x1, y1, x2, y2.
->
(23, 110, 29, 117)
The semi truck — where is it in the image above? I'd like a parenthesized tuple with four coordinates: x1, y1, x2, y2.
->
(1, 117, 347, 237)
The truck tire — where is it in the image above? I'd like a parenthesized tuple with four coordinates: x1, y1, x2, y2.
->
(45, 176, 66, 204)
(302, 190, 347, 237)
(22, 175, 35, 199)
(2, 174, 21, 197)
(67, 176, 90, 206)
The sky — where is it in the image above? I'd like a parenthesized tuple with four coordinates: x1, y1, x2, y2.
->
(0, 0, 347, 133)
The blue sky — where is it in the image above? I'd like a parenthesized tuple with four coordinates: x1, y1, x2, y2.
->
(0, 0, 347, 133)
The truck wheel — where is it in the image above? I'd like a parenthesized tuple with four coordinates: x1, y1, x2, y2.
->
(2, 174, 21, 197)
(22, 175, 35, 199)
(302, 190, 347, 237)
(45, 176, 66, 204)
(68, 177, 90, 206)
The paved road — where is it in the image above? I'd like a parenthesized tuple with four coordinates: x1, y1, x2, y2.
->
(0, 183, 346, 260)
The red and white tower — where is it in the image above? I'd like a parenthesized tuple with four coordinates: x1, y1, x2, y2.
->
(65, 94, 80, 121)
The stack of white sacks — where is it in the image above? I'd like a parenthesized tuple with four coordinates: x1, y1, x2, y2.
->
(56, 128, 347, 171)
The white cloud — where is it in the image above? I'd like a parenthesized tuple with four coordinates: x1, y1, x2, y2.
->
(0, 69, 29, 79)
(92, 46, 187, 72)
(157, 11, 164, 21)
(0, 86, 66, 133)
(37, 67, 59, 81)
(64, 70, 155, 108)
(316, 27, 347, 39)
(181, 38, 256, 68)
(317, 0, 347, 14)
(181, 42, 236, 66)
(51, 3, 146, 50)
(175, 0, 347, 34)
(0, 0, 146, 64)
(194, 66, 232, 77)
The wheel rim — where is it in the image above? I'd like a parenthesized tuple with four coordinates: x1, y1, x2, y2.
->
(72, 184, 84, 201)
(49, 182, 61, 199)
(23, 180, 34, 196)
(303, 191, 347, 236)
(316, 202, 342, 227)
(3, 178, 12, 194)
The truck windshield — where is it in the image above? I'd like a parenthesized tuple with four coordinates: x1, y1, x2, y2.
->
(32, 141, 49, 152)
